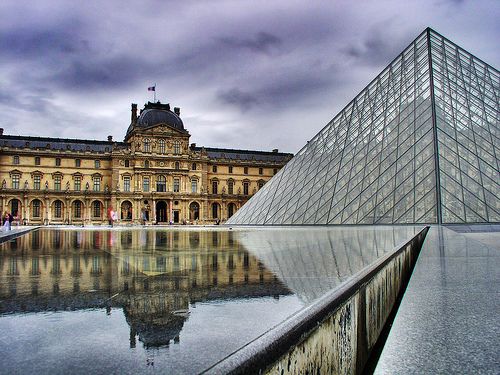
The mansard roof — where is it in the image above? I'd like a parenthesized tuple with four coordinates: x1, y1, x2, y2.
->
(0, 134, 123, 153)
(193, 146, 293, 163)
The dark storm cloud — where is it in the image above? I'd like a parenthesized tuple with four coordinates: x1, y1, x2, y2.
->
(219, 32, 283, 55)
(0, 20, 88, 61)
(343, 24, 413, 67)
(217, 88, 259, 111)
(53, 57, 149, 90)
(0, 0, 498, 151)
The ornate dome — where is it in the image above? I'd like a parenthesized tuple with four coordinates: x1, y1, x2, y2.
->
(127, 102, 185, 136)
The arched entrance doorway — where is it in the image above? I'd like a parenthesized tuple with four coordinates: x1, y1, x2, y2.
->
(156, 201, 168, 223)
(9, 199, 21, 220)
(189, 202, 200, 222)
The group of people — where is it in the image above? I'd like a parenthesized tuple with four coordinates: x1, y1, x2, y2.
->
(2, 211, 14, 231)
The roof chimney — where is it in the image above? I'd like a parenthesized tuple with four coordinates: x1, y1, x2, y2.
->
(108, 135, 113, 142)
(174, 107, 181, 116)
(0, 128, 3, 136)
(272, 148, 278, 153)
(190, 143, 196, 149)
(131, 103, 138, 123)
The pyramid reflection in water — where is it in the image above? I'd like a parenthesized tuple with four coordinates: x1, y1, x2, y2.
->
(228, 28, 499, 225)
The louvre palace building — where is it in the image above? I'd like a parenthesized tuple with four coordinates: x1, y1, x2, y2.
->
(0, 101, 292, 225)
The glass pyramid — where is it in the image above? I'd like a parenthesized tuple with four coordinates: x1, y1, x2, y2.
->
(228, 28, 499, 225)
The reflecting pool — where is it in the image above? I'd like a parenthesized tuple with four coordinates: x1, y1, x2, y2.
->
(0, 226, 422, 374)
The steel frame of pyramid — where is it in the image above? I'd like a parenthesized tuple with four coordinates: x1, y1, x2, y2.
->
(228, 28, 499, 225)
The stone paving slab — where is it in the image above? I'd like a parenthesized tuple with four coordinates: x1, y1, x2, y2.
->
(0, 226, 38, 243)
(375, 226, 500, 374)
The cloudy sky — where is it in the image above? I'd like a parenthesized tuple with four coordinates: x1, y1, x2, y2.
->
(1, 0, 499, 153)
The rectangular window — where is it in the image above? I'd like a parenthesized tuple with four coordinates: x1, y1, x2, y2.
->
(273, 168, 278, 175)
(74, 201, 82, 218)
(54, 201, 62, 218)
(228, 181, 234, 195)
(93, 201, 101, 217)
(124, 176, 131, 192)
(55, 158, 61, 167)
(244, 167, 248, 174)
(191, 179, 197, 193)
(228, 166, 233, 173)
(12, 175, 20, 189)
(212, 181, 218, 194)
(95, 160, 100, 169)
(125, 160, 130, 167)
(54, 176, 61, 191)
(74, 176, 81, 191)
(212, 165, 217, 173)
(173, 178, 180, 192)
(75, 159, 81, 167)
(159, 140, 166, 154)
(13, 155, 19, 165)
(34, 175, 41, 190)
(143, 177, 150, 192)
(243, 182, 249, 195)
(173, 141, 180, 154)
(35, 156, 40, 166)
(259, 167, 263, 175)
(33, 200, 41, 217)
(93, 177, 100, 191)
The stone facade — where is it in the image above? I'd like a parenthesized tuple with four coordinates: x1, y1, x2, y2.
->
(0, 102, 292, 225)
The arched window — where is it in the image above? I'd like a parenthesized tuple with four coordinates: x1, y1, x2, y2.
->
(54, 200, 63, 219)
(227, 180, 234, 195)
(212, 180, 218, 194)
(156, 175, 166, 192)
(159, 139, 166, 154)
(144, 138, 151, 153)
(212, 202, 220, 219)
(73, 200, 83, 219)
(173, 140, 181, 154)
(32, 199, 42, 218)
(191, 179, 198, 193)
(92, 201, 102, 218)
(228, 203, 236, 218)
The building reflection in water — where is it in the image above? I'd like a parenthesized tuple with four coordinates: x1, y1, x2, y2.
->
(0, 229, 290, 349)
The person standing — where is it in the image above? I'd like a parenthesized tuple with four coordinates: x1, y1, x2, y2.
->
(3, 211, 11, 231)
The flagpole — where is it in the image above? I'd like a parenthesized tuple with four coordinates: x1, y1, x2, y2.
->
(154, 83, 156, 102)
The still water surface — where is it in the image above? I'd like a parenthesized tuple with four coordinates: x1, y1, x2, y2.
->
(0, 226, 420, 374)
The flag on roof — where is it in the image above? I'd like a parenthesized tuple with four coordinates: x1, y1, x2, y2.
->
(148, 86, 155, 91)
